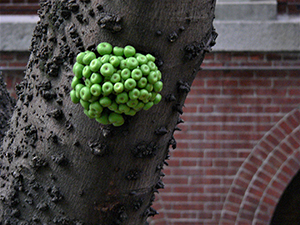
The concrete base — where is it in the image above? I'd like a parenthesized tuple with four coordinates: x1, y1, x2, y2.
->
(215, 1, 277, 21)
(213, 16, 300, 52)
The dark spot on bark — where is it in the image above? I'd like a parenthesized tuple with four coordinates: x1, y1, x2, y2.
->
(47, 109, 63, 120)
(156, 30, 162, 36)
(144, 207, 159, 217)
(73, 140, 80, 146)
(56, 98, 63, 105)
(169, 135, 177, 149)
(179, 26, 185, 32)
(48, 132, 60, 144)
(174, 126, 182, 131)
(155, 180, 165, 190)
(98, 13, 122, 33)
(41, 89, 57, 101)
(53, 216, 70, 224)
(67, 1, 79, 12)
(31, 156, 48, 168)
(173, 103, 183, 114)
(36, 201, 48, 211)
(61, 10, 71, 20)
(50, 173, 57, 181)
(155, 127, 168, 135)
(65, 120, 73, 131)
(24, 125, 38, 147)
(25, 198, 33, 205)
(133, 198, 144, 211)
(183, 42, 203, 60)
(11, 208, 21, 218)
(125, 169, 141, 181)
(177, 80, 191, 93)
(76, 14, 84, 24)
(132, 142, 157, 158)
(166, 94, 176, 102)
(89, 140, 107, 156)
(51, 154, 68, 166)
(79, 189, 84, 196)
(89, 9, 95, 17)
(96, 3, 104, 12)
(177, 117, 184, 124)
(168, 31, 178, 43)
(47, 186, 63, 203)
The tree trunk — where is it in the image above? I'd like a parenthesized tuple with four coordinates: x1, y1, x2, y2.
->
(0, 74, 15, 146)
(0, 0, 217, 224)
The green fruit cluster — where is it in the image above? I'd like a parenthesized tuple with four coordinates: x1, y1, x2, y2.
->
(70, 42, 163, 127)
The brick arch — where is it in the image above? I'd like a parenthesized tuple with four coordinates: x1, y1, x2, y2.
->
(220, 108, 300, 225)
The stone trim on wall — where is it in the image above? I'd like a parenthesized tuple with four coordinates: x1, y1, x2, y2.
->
(1, 14, 300, 52)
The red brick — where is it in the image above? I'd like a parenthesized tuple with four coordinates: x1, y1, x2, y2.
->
(215, 52, 232, 61)
(262, 196, 277, 206)
(224, 203, 240, 213)
(173, 150, 203, 158)
(206, 133, 239, 140)
(161, 195, 188, 202)
(189, 88, 221, 95)
(232, 53, 248, 61)
(190, 195, 221, 202)
(266, 53, 282, 61)
(239, 80, 272, 87)
(232, 106, 248, 113)
(240, 97, 272, 105)
(257, 170, 272, 183)
(173, 203, 204, 211)
(184, 96, 205, 104)
(8, 62, 27, 67)
(0, 52, 15, 61)
(204, 52, 215, 60)
(256, 89, 287, 96)
(239, 116, 271, 123)
(174, 132, 204, 140)
(223, 89, 254, 95)
(181, 160, 197, 167)
(279, 120, 294, 134)
(249, 106, 264, 113)
(190, 177, 221, 185)
(222, 125, 254, 132)
(262, 163, 277, 175)
(191, 79, 204, 87)
(248, 53, 265, 61)
(198, 106, 214, 112)
(172, 168, 203, 176)
(173, 187, 204, 193)
(282, 164, 295, 176)
(287, 135, 300, 149)
(274, 80, 300, 87)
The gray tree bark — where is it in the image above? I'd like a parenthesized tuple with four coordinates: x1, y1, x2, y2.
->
(0, 74, 15, 146)
(0, 0, 217, 224)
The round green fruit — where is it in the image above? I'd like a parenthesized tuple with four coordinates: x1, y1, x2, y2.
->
(124, 45, 136, 58)
(82, 51, 96, 65)
(100, 63, 114, 77)
(97, 42, 113, 55)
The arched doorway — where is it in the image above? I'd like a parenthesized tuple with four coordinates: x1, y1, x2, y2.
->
(271, 170, 300, 225)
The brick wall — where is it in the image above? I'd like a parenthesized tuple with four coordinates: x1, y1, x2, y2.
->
(0, 0, 39, 15)
(278, 0, 300, 14)
(150, 64, 300, 225)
